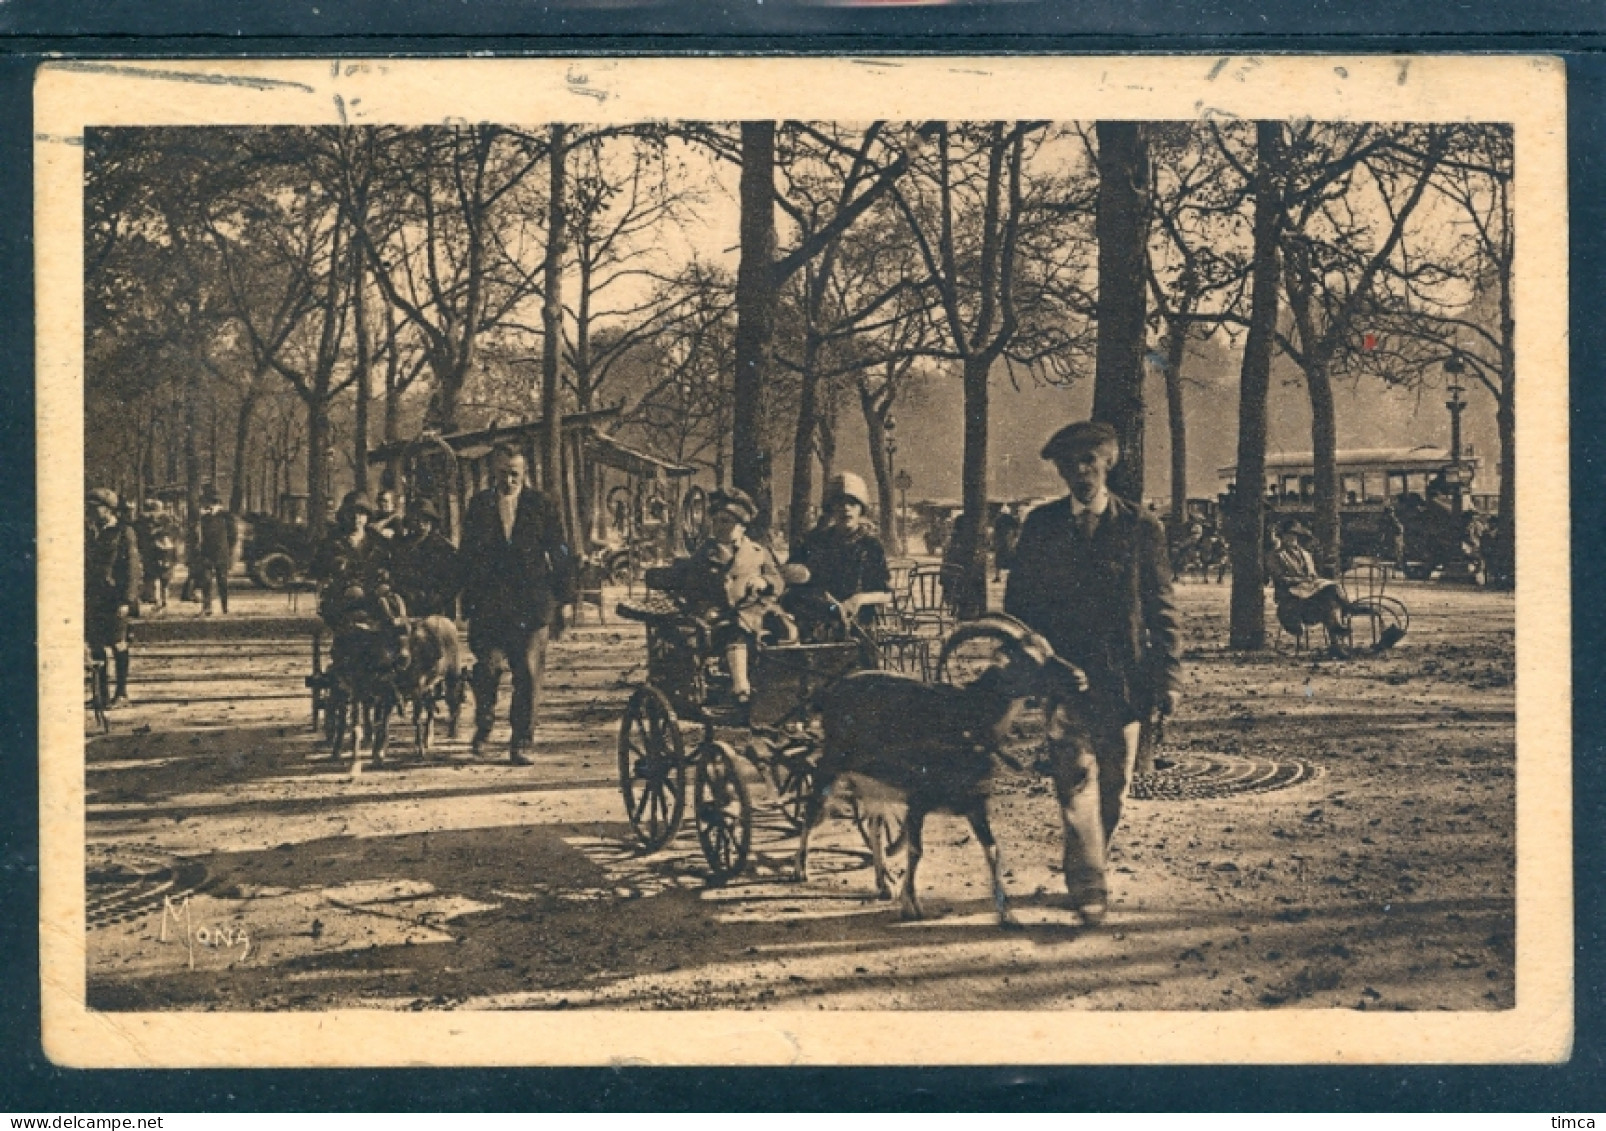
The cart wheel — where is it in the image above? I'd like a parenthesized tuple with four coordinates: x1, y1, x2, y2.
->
(606, 485, 635, 536)
(852, 799, 908, 858)
(769, 739, 820, 832)
(607, 550, 634, 588)
(694, 741, 752, 882)
(618, 686, 687, 852)
(937, 622, 1025, 687)
(681, 486, 709, 554)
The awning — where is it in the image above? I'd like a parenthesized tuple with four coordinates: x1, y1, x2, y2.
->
(584, 430, 696, 480)
(365, 407, 623, 466)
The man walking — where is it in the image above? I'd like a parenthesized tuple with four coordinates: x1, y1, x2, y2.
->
(1004, 420, 1182, 925)
(86, 487, 142, 708)
(191, 487, 237, 616)
(459, 445, 575, 764)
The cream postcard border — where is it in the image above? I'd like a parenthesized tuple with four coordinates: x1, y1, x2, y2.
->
(34, 55, 1572, 1067)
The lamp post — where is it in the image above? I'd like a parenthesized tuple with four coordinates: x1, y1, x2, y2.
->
(1443, 357, 1468, 513)
(894, 469, 913, 557)
(883, 412, 900, 552)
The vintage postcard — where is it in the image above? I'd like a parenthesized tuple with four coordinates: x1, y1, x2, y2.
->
(37, 55, 1570, 1066)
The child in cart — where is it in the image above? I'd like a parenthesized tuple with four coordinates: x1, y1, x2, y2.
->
(657, 488, 796, 708)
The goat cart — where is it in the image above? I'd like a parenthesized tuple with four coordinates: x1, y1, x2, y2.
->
(613, 583, 1032, 884)
(613, 588, 866, 882)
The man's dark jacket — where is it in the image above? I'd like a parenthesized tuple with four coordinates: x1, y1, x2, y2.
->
(1003, 494, 1181, 718)
(459, 487, 576, 634)
(86, 522, 142, 614)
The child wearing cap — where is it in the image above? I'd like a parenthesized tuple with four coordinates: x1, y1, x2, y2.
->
(662, 488, 794, 705)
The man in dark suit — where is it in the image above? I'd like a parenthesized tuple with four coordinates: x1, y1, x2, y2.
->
(459, 444, 576, 764)
(1004, 420, 1182, 925)
(86, 487, 142, 708)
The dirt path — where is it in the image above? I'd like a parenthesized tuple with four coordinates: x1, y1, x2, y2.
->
(84, 581, 1514, 1012)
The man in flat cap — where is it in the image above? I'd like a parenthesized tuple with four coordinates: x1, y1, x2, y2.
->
(459, 443, 576, 764)
(1004, 420, 1182, 925)
(85, 487, 142, 708)
(191, 486, 238, 617)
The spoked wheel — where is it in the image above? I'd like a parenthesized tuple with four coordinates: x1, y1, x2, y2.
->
(694, 741, 752, 882)
(767, 738, 820, 832)
(1352, 594, 1410, 651)
(606, 485, 635, 536)
(680, 486, 709, 554)
(618, 686, 687, 852)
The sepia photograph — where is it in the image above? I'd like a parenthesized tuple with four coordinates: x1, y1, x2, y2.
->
(36, 56, 1570, 1066)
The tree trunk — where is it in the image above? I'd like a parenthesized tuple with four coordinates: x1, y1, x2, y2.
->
(307, 401, 330, 538)
(1492, 385, 1516, 589)
(208, 402, 221, 487)
(818, 381, 839, 500)
(542, 124, 569, 500)
(1163, 322, 1189, 523)
(1306, 357, 1341, 574)
(575, 256, 594, 413)
(1092, 121, 1151, 503)
(183, 369, 202, 533)
(733, 121, 778, 537)
(860, 381, 897, 549)
(953, 354, 992, 618)
(1228, 122, 1283, 651)
(1490, 274, 1517, 590)
(788, 332, 821, 546)
(229, 387, 258, 515)
(353, 271, 372, 494)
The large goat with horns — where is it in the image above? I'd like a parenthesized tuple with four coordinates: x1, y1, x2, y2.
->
(795, 614, 1089, 927)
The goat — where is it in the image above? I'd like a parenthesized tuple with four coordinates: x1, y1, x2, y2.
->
(795, 615, 1087, 927)
(397, 614, 466, 758)
(325, 601, 412, 771)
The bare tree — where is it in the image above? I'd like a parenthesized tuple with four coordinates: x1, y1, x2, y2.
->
(773, 125, 941, 543)
(1348, 124, 1515, 587)
(1143, 122, 1253, 522)
(330, 125, 550, 435)
(1276, 123, 1448, 572)
(206, 159, 361, 534)
(890, 121, 1097, 614)
(1225, 121, 1283, 651)
(1092, 122, 1151, 502)
(730, 121, 928, 536)
(619, 261, 738, 473)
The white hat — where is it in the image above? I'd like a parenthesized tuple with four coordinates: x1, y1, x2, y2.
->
(824, 472, 870, 509)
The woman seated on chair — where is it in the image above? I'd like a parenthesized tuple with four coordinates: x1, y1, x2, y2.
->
(659, 488, 795, 707)
(787, 472, 893, 641)
(1267, 520, 1357, 657)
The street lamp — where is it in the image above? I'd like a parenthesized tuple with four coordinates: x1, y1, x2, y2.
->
(884, 412, 900, 552)
(1444, 357, 1468, 514)
(894, 468, 913, 557)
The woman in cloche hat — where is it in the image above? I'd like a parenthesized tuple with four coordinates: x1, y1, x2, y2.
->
(788, 471, 893, 631)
